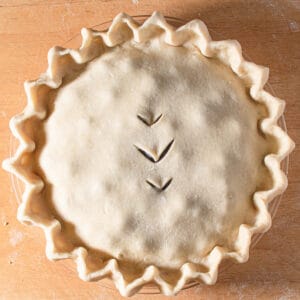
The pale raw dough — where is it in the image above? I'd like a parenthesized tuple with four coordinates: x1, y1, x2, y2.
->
(3, 13, 294, 296)
(39, 38, 271, 268)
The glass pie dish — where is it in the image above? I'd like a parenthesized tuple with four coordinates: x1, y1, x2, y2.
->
(5, 13, 294, 296)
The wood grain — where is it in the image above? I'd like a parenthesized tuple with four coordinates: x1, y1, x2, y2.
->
(0, 0, 299, 299)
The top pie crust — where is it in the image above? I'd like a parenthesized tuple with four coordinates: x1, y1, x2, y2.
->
(3, 12, 295, 296)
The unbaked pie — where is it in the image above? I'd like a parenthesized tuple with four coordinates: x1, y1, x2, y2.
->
(3, 12, 295, 296)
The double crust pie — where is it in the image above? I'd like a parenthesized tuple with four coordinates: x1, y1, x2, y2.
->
(3, 12, 295, 296)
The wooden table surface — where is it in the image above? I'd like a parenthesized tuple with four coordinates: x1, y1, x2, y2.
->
(0, 0, 299, 299)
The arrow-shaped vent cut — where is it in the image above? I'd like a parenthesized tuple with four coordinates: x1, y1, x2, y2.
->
(137, 113, 163, 127)
(146, 178, 173, 191)
(134, 139, 174, 163)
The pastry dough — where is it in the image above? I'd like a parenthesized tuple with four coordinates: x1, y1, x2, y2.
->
(2, 12, 295, 296)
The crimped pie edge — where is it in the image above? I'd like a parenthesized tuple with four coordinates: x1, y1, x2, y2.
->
(2, 12, 295, 296)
